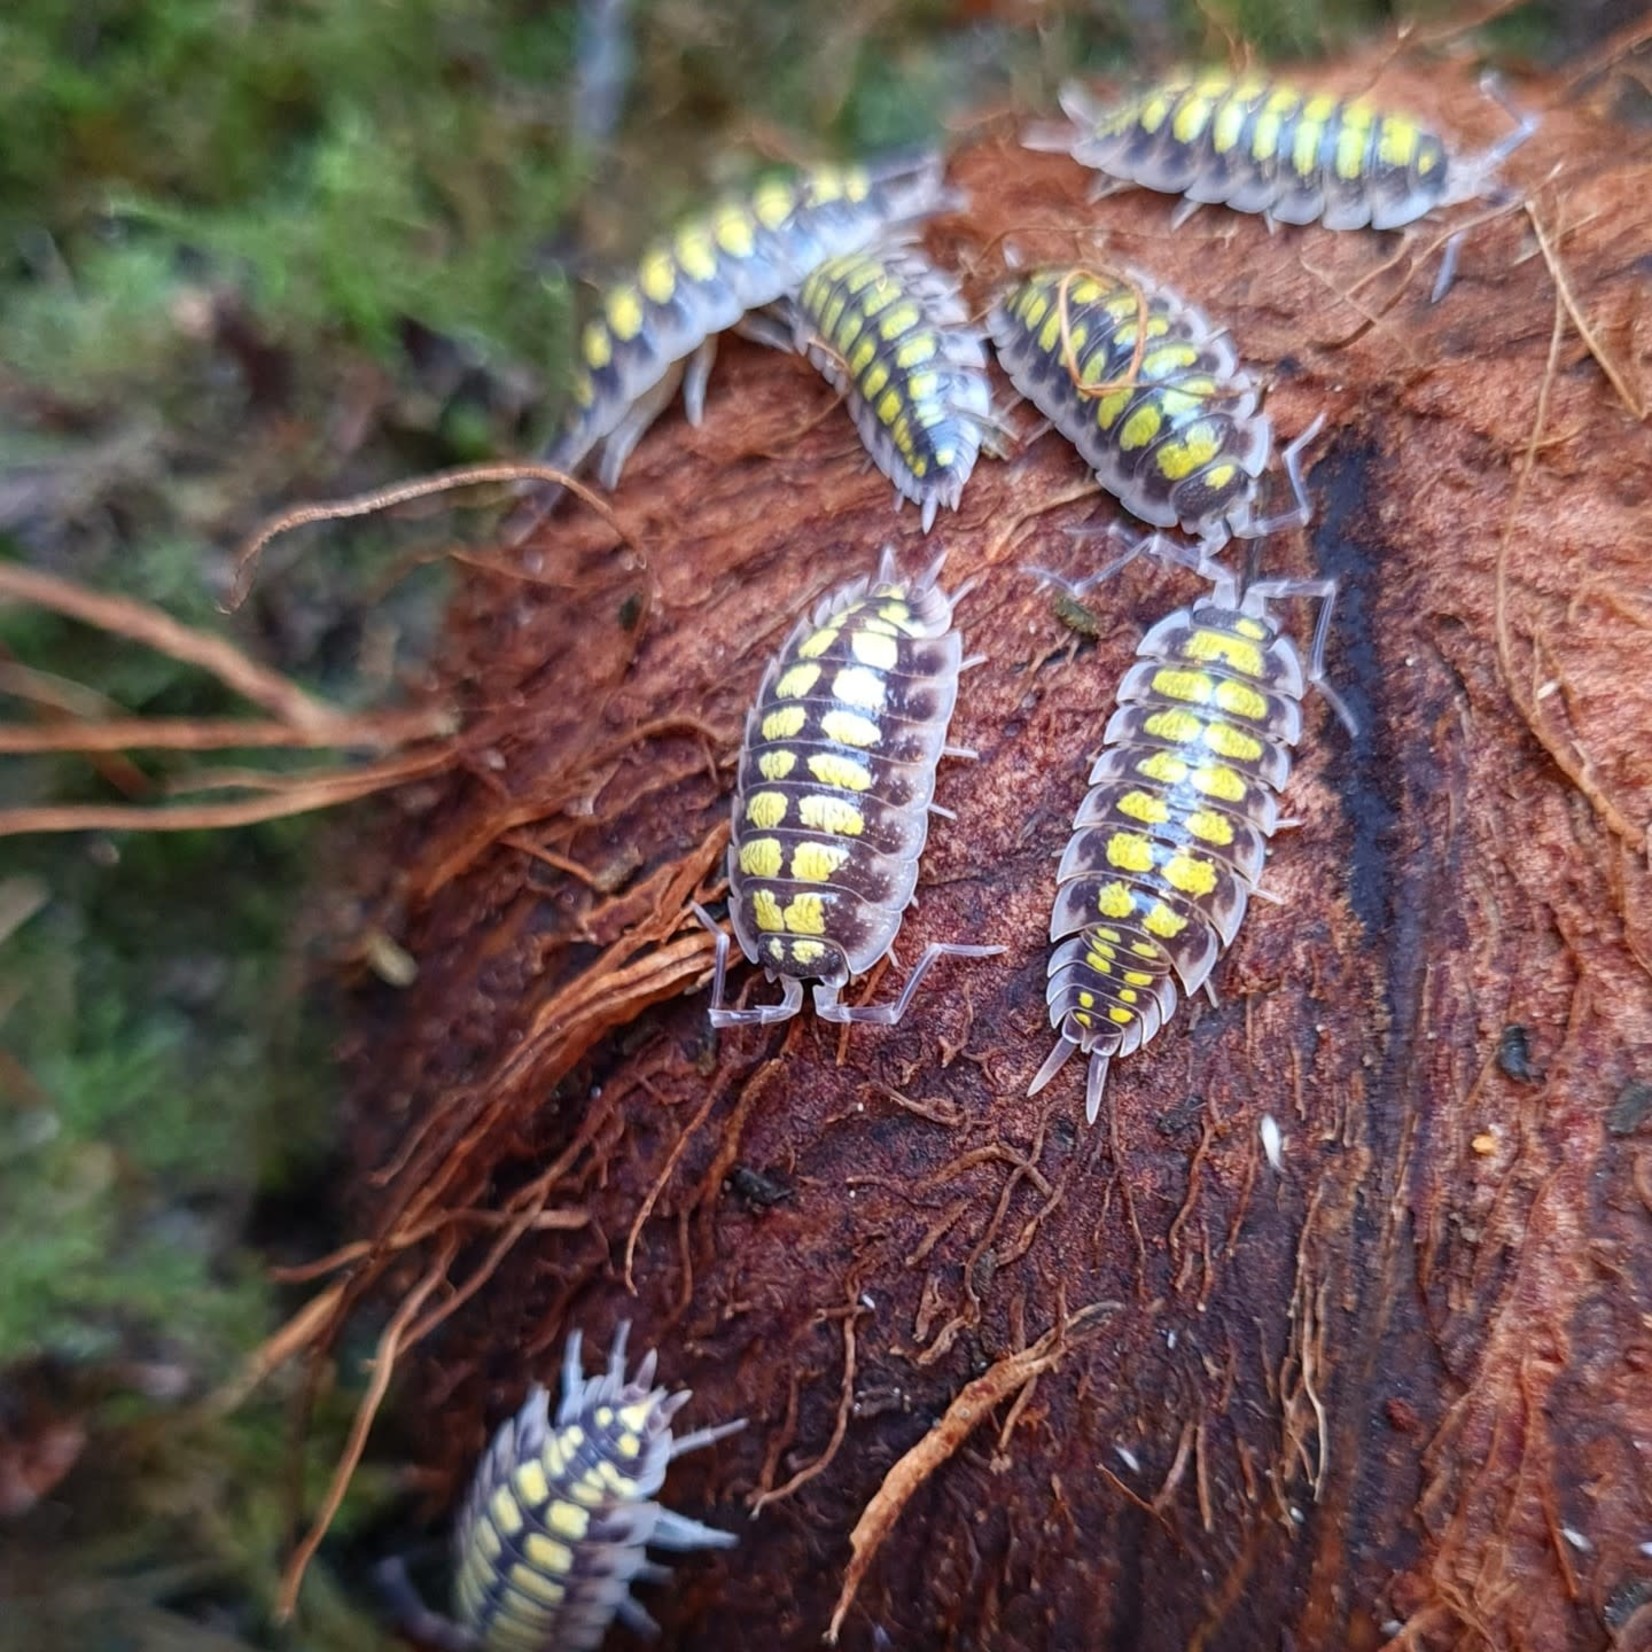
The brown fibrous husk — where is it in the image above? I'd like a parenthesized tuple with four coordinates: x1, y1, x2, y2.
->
(328, 54, 1652, 1652)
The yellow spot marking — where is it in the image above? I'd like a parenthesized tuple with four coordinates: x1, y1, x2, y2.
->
(1335, 110, 1372, 181)
(790, 939, 826, 966)
(845, 167, 872, 202)
(1185, 808, 1236, 846)
(713, 205, 756, 258)
(1142, 343, 1199, 379)
(1086, 951, 1114, 974)
(746, 791, 789, 829)
(808, 752, 872, 791)
(776, 662, 821, 699)
(758, 749, 797, 781)
(791, 842, 849, 882)
(1019, 289, 1049, 329)
(861, 360, 890, 401)
(1252, 110, 1283, 162)
(1212, 96, 1249, 154)
(675, 224, 718, 282)
(1214, 678, 1270, 720)
(594, 1406, 613, 1426)
(797, 625, 841, 660)
(1070, 276, 1104, 304)
(1138, 92, 1173, 134)
(1205, 723, 1263, 762)
(1202, 461, 1238, 493)
(1124, 969, 1156, 988)
(1153, 667, 1215, 705)
(605, 286, 645, 342)
(1097, 882, 1137, 919)
(1119, 401, 1163, 451)
(1172, 94, 1214, 145)
(1106, 832, 1156, 874)
(1153, 425, 1225, 480)
(1118, 987, 1138, 1005)
(548, 1500, 590, 1540)
(1182, 629, 1265, 676)
(876, 387, 903, 425)
(490, 1485, 525, 1537)
(862, 616, 901, 637)
(1235, 616, 1267, 640)
(514, 1459, 549, 1506)
(832, 665, 885, 710)
(851, 629, 900, 672)
(1418, 141, 1440, 176)
(895, 332, 938, 371)
(1073, 1010, 1092, 1028)
(878, 598, 912, 626)
(753, 889, 784, 932)
(753, 177, 795, 228)
(540, 1437, 566, 1475)
(1117, 789, 1170, 825)
(511, 1563, 568, 1606)
(1164, 852, 1219, 897)
(800, 795, 865, 835)
(523, 1533, 574, 1576)
(739, 837, 784, 879)
(762, 706, 806, 742)
(1038, 305, 1064, 355)
(475, 1517, 504, 1560)
(905, 368, 940, 407)
(1192, 764, 1247, 802)
(1377, 116, 1420, 170)
(819, 291, 848, 342)
(1144, 901, 1188, 939)
(1137, 750, 1189, 785)
(783, 893, 827, 936)
(1108, 1006, 1135, 1025)
(1095, 388, 1132, 432)
(571, 372, 594, 408)
(821, 708, 879, 747)
(1144, 708, 1205, 746)
(878, 301, 921, 341)
(639, 249, 676, 305)
(582, 320, 612, 371)
(1078, 990, 1095, 1010)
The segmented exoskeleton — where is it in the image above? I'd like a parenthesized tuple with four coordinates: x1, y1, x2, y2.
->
(786, 248, 996, 531)
(694, 547, 1001, 1028)
(527, 153, 955, 508)
(987, 266, 1317, 579)
(1027, 74, 1534, 296)
(1031, 558, 1343, 1122)
(376, 1324, 743, 1652)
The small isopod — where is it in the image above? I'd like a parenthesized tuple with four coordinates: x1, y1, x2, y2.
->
(786, 248, 998, 531)
(1027, 72, 1534, 296)
(376, 1323, 744, 1652)
(695, 547, 1002, 1027)
(988, 265, 1318, 576)
(1031, 554, 1345, 1121)
(519, 153, 956, 523)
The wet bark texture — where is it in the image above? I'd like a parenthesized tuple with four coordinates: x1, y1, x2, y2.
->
(343, 56, 1652, 1652)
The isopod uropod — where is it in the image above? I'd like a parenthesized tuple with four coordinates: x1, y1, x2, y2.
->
(695, 547, 1002, 1028)
(786, 247, 998, 531)
(987, 265, 1317, 578)
(376, 1323, 743, 1652)
(1031, 556, 1344, 1121)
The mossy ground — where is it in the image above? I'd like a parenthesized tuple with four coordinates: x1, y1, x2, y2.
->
(0, 1, 1569, 1644)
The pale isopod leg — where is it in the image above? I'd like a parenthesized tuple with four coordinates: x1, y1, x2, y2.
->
(1430, 230, 1464, 305)
(813, 942, 1005, 1026)
(691, 902, 806, 1028)
(1242, 574, 1360, 737)
(371, 1556, 480, 1652)
(1243, 410, 1327, 539)
(682, 335, 720, 426)
(596, 362, 687, 490)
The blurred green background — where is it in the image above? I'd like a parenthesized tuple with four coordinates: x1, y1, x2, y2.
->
(0, 1, 1630, 1646)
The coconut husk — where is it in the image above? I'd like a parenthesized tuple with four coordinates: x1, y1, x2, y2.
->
(334, 53, 1652, 1652)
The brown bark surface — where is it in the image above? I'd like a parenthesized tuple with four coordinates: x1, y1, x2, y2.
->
(339, 56, 1652, 1652)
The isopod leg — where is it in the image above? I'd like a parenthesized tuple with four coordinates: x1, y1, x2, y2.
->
(691, 902, 807, 1028)
(1243, 574, 1360, 737)
(1084, 1050, 1114, 1124)
(372, 1556, 481, 1652)
(814, 942, 1005, 1026)
(682, 335, 720, 425)
(1244, 409, 1327, 539)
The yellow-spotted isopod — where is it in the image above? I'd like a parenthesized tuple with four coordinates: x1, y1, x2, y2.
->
(375, 1323, 743, 1652)
(695, 547, 1002, 1027)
